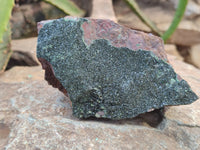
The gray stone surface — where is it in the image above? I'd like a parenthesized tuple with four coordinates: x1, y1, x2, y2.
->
(37, 17, 198, 119)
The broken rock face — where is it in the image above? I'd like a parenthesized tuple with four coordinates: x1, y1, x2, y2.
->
(37, 17, 198, 119)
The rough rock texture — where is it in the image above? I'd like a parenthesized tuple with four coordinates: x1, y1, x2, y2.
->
(37, 17, 198, 119)
(0, 55, 200, 149)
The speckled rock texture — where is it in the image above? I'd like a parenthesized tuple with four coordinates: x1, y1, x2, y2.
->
(37, 17, 198, 119)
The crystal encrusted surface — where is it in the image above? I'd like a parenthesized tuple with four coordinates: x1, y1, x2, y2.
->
(37, 17, 198, 119)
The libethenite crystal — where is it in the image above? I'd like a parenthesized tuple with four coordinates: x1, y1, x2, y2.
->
(37, 17, 198, 119)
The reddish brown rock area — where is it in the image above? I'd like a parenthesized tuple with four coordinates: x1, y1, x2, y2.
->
(81, 19, 167, 61)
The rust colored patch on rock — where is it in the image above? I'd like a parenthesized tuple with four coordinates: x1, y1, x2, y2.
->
(81, 19, 168, 61)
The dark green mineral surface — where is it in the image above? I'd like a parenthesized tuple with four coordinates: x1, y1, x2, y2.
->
(37, 17, 198, 119)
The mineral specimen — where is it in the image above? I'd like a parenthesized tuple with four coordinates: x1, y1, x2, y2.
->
(37, 17, 198, 119)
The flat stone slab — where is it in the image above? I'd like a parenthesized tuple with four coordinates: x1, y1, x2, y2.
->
(37, 17, 198, 119)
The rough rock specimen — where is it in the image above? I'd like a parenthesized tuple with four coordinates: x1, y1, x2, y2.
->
(37, 17, 198, 119)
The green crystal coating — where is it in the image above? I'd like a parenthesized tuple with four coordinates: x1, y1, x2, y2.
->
(37, 18, 198, 119)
